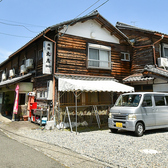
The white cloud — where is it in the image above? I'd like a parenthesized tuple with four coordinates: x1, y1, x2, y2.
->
(0, 48, 13, 63)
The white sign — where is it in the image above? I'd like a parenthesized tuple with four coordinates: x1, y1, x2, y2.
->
(43, 41, 53, 74)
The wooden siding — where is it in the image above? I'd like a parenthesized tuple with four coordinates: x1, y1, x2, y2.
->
(56, 34, 131, 81)
(34, 75, 52, 89)
(117, 29, 162, 73)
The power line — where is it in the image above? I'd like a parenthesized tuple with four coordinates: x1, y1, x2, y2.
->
(74, 0, 100, 19)
(0, 21, 41, 33)
(60, 0, 110, 37)
(87, 0, 109, 16)
(0, 32, 33, 38)
(0, 18, 46, 28)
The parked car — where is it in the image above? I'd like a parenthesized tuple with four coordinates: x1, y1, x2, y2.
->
(108, 92, 168, 136)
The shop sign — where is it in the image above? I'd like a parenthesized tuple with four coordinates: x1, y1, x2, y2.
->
(43, 41, 53, 74)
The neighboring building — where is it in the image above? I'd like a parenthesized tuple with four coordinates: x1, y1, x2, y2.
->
(116, 22, 168, 92)
(0, 12, 134, 122)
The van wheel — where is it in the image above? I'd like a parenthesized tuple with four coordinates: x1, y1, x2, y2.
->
(135, 122, 144, 137)
(110, 128, 118, 133)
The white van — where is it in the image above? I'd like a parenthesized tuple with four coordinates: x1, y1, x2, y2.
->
(108, 92, 168, 136)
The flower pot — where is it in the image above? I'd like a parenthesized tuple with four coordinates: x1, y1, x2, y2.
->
(23, 115, 28, 121)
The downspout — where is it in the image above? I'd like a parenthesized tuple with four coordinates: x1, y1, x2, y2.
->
(133, 34, 164, 66)
(153, 34, 164, 66)
(43, 35, 56, 117)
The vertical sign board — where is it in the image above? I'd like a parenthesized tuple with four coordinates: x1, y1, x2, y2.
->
(43, 41, 53, 74)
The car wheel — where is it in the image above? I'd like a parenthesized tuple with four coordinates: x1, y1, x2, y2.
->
(110, 128, 118, 133)
(135, 122, 144, 137)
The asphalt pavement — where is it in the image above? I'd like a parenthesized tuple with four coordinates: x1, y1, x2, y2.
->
(0, 130, 65, 168)
(0, 114, 110, 168)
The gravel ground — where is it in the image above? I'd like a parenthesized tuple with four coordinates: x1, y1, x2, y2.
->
(16, 125, 168, 168)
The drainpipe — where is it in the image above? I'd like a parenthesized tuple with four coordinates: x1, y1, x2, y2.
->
(133, 34, 164, 66)
(153, 35, 164, 66)
(43, 35, 56, 117)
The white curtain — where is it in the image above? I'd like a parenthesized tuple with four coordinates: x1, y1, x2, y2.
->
(99, 50, 109, 68)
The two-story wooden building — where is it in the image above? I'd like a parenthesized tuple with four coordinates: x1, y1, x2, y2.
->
(116, 22, 168, 92)
(0, 12, 134, 122)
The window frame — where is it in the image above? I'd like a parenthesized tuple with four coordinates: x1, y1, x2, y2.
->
(162, 43, 168, 58)
(121, 52, 130, 61)
(87, 43, 111, 70)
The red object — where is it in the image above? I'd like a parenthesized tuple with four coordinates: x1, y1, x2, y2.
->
(29, 102, 37, 118)
(31, 102, 37, 109)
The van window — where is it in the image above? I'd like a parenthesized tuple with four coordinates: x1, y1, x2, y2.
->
(166, 96, 168, 105)
(115, 94, 142, 107)
(154, 95, 165, 106)
(142, 95, 152, 106)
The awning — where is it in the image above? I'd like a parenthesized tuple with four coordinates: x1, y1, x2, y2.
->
(0, 73, 32, 87)
(56, 75, 134, 92)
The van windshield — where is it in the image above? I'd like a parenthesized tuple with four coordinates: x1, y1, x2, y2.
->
(115, 94, 142, 107)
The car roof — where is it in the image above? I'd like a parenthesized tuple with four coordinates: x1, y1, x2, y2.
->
(122, 92, 168, 95)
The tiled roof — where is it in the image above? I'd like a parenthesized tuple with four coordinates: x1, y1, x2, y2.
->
(55, 73, 118, 82)
(116, 22, 168, 36)
(143, 65, 168, 78)
(123, 73, 154, 83)
(0, 73, 32, 87)
(0, 12, 131, 67)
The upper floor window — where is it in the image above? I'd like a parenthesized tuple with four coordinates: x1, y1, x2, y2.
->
(121, 52, 130, 61)
(88, 43, 111, 70)
(162, 43, 168, 58)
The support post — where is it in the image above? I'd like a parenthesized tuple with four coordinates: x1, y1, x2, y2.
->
(75, 91, 78, 135)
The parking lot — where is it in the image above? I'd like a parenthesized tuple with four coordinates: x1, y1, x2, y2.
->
(12, 123, 168, 168)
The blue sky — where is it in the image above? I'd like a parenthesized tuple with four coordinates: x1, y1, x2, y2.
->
(0, 0, 168, 63)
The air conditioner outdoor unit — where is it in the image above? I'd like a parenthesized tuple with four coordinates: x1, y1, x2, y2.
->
(2, 72, 6, 81)
(20, 65, 27, 73)
(47, 80, 53, 100)
(26, 59, 33, 69)
(9, 69, 15, 77)
(158, 58, 168, 68)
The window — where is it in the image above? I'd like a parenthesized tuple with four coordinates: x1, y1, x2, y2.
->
(166, 96, 168, 105)
(88, 43, 111, 69)
(154, 95, 165, 106)
(162, 43, 168, 58)
(115, 94, 142, 107)
(142, 95, 152, 106)
(121, 52, 130, 61)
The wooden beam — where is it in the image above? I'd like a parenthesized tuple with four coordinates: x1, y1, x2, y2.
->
(101, 24, 105, 28)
